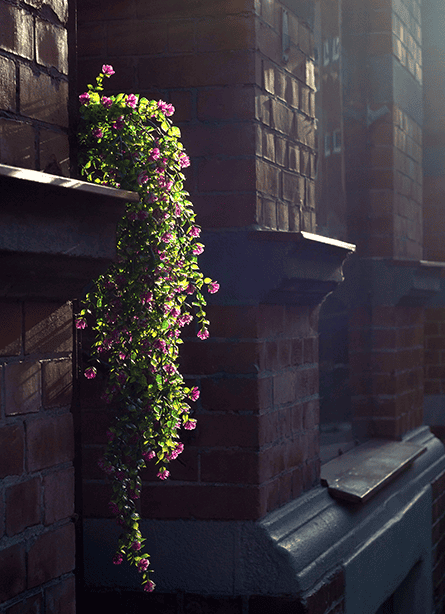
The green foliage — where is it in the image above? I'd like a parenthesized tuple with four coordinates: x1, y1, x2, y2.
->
(77, 67, 218, 592)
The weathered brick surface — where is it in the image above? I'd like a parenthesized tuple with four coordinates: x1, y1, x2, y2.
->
(35, 20, 68, 74)
(0, 4, 33, 59)
(43, 467, 74, 525)
(0, 118, 35, 169)
(24, 302, 72, 355)
(42, 358, 72, 409)
(44, 574, 75, 614)
(0, 55, 16, 113)
(6, 477, 41, 536)
(27, 523, 75, 588)
(0, 423, 24, 478)
(0, 544, 26, 602)
(5, 361, 41, 415)
(26, 412, 74, 471)
(19, 66, 69, 127)
(5, 593, 42, 614)
(39, 129, 70, 175)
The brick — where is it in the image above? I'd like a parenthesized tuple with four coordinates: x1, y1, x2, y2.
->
(0, 55, 16, 113)
(275, 137, 287, 167)
(168, 90, 193, 122)
(0, 424, 24, 478)
(205, 304, 260, 339)
(181, 122, 256, 158)
(282, 171, 305, 204)
(257, 18, 281, 60)
(26, 412, 74, 471)
(271, 99, 294, 135)
(44, 467, 74, 525)
(198, 85, 255, 121)
(198, 157, 256, 192)
(135, 0, 252, 19)
(42, 358, 72, 409)
(5, 361, 41, 416)
(261, 197, 277, 229)
(138, 50, 256, 89)
(20, 66, 68, 127)
(0, 4, 33, 59)
(140, 483, 262, 520)
(0, 118, 35, 168)
(201, 449, 259, 483)
(107, 20, 168, 56)
(262, 129, 275, 162)
(28, 523, 75, 588)
(44, 575, 75, 614)
(36, 20, 68, 74)
(27, 0, 69, 24)
(24, 302, 72, 355)
(197, 14, 255, 52)
(181, 339, 262, 375)
(200, 375, 272, 413)
(6, 593, 42, 614)
(256, 159, 280, 197)
(76, 21, 106, 56)
(39, 130, 70, 176)
(6, 477, 41, 536)
(0, 544, 26, 602)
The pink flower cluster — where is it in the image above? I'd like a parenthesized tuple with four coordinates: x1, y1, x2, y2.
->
(157, 100, 175, 116)
(197, 329, 209, 340)
(184, 419, 197, 430)
(84, 367, 96, 379)
(157, 469, 170, 480)
(179, 153, 190, 168)
(144, 580, 156, 592)
(127, 94, 137, 108)
(138, 558, 150, 572)
(79, 92, 90, 105)
(75, 318, 87, 329)
(208, 281, 220, 294)
(101, 96, 113, 108)
(190, 387, 200, 401)
(102, 64, 115, 76)
(166, 442, 184, 461)
(113, 553, 123, 565)
(112, 116, 125, 130)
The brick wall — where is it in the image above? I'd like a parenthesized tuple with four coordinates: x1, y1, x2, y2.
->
(77, 0, 322, 527)
(0, 0, 70, 175)
(0, 301, 76, 612)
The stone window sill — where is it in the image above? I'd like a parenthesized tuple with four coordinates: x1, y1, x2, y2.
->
(320, 439, 426, 503)
(0, 164, 138, 300)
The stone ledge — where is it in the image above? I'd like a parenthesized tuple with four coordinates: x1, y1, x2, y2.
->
(0, 164, 138, 300)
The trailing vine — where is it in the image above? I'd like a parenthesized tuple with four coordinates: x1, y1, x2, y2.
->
(77, 66, 218, 591)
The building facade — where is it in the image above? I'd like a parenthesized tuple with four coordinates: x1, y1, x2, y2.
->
(2, 0, 445, 612)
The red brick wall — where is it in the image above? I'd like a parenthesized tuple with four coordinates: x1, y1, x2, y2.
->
(77, 0, 321, 525)
(0, 0, 70, 175)
(349, 305, 424, 440)
(0, 301, 75, 612)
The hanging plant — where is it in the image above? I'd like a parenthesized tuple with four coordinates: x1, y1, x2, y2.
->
(77, 65, 219, 592)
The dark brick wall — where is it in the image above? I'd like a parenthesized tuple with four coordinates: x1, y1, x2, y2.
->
(0, 0, 70, 175)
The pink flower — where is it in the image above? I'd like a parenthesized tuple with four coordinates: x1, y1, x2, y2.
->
(184, 419, 197, 430)
(79, 92, 90, 105)
(179, 153, 190, 168)
(192, 244, 204, 255)
(197, 329, 209, 340)
(102, 64, 115, 76)
(180, 313, 193, 326)
(154, 339, 167, 353)
(185, 284, 194, 295)
(161, 232, 173, 243)
(189, 226, 201, 238)
(208, 281, 220, 294)
(157, 469, 170, 480)
(113, 553, 123, 565)
(143, 450, 156, 461)
(137, 172, 148, 185)
(127, 94, 137, 108)
(112, 116, 125, 130)
(190, 387, 200, 401)
(148, 148, 161, 161)
(174, 203, 182, 217)
(165, 103, 175, 116)
(101, 96, 113, 108)
(84, 367, 96, 379)
(131, 541, 142, 551)
(144, 580, 156, 592)
(75, 318, 87, 329)
(138, 558, 150, 572)
(93, 128, 103, 139)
